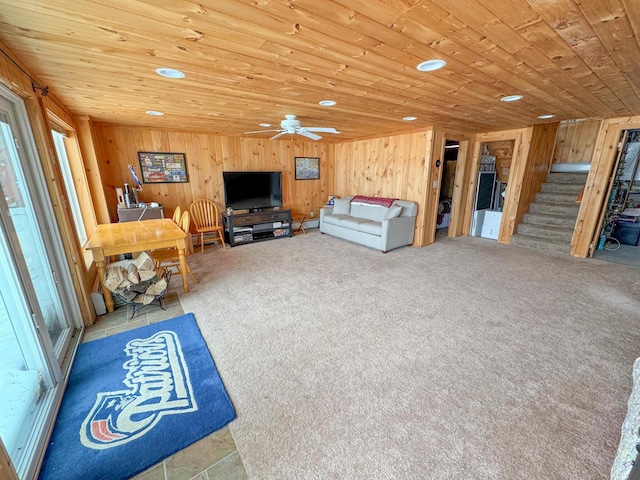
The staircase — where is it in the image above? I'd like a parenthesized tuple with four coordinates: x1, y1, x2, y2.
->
(510, 172, 588, 255)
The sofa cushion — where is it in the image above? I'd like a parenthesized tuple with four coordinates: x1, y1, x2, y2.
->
(333, 198, 351, 215)
(323, 214, 349, 226)
(351, 202, 388, 221)
(384, 205, 403, 220)
(358, 221, 382, 236)
(339, 217, 370, 230)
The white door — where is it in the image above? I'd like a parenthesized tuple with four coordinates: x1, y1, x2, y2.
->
(0, 87, 82, 478)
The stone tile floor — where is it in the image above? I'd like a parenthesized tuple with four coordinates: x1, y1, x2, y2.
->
(83, 290, 248, 480)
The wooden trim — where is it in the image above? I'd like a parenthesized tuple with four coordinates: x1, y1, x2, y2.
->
(0, 437, 18, 480)
(422, 130, 446, 246)
(465, 128, 533, 243)
(75, 115, 111, 225)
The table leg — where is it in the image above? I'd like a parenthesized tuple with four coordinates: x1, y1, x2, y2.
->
(97, 260, 114, 313)
(178, 248, 190, 293)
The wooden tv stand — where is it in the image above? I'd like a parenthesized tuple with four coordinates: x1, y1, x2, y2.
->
(222, 209, 292, 247)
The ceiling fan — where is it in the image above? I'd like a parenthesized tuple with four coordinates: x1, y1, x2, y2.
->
(244, 114, 340, 141)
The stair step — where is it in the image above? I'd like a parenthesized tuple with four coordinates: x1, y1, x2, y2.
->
(510, 233, 571, 255)
(540, 182, 585, 195)
(517, 223, 574, 242)
(546, 172, 589, 184)
(535, 191, 581, 204)
(522, 212, 578, 227)
(529, 201, 581, 216)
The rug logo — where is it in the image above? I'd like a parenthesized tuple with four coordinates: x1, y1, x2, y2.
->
(80, 330, 198, 449)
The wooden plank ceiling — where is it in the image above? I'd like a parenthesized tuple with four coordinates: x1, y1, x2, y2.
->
(0, 0, 638, 141)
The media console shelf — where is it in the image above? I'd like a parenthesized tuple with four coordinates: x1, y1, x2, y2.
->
(222, 209, 292, 247)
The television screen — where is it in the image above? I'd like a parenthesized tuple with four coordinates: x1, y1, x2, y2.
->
(222, 171, 283, 211)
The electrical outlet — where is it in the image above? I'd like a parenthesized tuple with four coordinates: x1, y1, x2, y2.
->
(310, 211, 315, 217)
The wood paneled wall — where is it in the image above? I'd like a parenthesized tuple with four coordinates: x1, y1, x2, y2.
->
(94, 125, 333, 224)
(485, 141, 514, 183)
(0, 41, 94, 325)
(514, 122, 560, 225)
(332, 130, 432, 246)
(553, 118, 602, 164)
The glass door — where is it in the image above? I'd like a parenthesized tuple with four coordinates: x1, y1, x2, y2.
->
(0, 87, 82, 478)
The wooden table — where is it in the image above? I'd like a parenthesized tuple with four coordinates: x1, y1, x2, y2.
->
(85, 218, 188, 313)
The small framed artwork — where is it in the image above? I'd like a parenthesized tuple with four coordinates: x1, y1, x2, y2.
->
(295, 157, 320, 180)
(138, 152, 189, 183)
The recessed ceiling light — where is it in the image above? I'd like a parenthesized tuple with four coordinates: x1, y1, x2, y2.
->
(259, 123, 271, 127)
(500, 95, 523, 102)
(319, 100, 337, 106)
(416, 59, 447, 72)
(537, 114, 555, 119)
(146, 110, 164, 116)
(403, 116, 417, 121)
(155, 68, 185, 79)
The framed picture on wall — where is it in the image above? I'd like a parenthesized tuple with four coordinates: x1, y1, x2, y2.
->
(138, 151, 189, 183)
(295, 157, 320, 180)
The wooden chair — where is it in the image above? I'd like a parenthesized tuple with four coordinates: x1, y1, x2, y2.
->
(189, 199, 226, 254)
(171, 205, 182, 223)
(150, 210, 198, 286)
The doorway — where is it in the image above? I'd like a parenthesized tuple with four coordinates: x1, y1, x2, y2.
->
(435, 140, 459, 239)
(0, 86, 82, 478)
(592, 129, 640, 267)
(469, 141, 513, 240)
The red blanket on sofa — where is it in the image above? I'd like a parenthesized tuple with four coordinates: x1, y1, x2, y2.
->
(351, 195, 397, 208)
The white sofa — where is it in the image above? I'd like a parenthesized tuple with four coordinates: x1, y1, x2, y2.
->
(320, 195, 418, 252)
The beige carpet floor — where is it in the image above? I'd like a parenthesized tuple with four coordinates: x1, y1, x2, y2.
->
(179, 231, 640, 480)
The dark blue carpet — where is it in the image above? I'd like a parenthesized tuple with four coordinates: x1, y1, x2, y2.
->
(39, 313, 236, 480)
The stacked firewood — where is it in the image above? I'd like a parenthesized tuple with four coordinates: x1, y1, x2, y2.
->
(104, 251, 168, 305)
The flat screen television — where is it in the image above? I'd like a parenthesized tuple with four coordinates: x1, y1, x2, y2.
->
(222, 171, 283, 211)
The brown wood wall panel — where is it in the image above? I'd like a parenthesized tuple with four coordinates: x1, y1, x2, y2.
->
(552, 119, 602, 164)
(94, 125, 333, 224)
(332, 130, 432, 246)
(486, 141, 515, 183)
(514, 122, 560, 225)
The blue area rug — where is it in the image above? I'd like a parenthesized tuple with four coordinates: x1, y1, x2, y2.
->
(39, 313, 236, 480)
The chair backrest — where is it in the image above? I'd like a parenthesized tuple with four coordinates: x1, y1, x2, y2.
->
(189, 199, 220, 229)
(171, 206, 182, 223)
(178, 210, 190, 233)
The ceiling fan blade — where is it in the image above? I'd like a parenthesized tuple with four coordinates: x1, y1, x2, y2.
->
(303, 127, 340, 134)
(269, 131, 289, 140)
(297, 130, 322, 141)
(244, 129, 281, 134)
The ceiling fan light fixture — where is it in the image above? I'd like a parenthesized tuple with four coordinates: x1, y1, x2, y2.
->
(500, 94, 523, 102)
(319, 100, 337, 106)
(537, 114, 555, 119)
(416, 59, 446, 72)
(403, 116, 417, 121)
(146, 110, 164, 116)
(155, 68, 185, 79)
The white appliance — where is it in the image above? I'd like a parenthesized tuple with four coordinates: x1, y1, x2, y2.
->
(481, 211, 503, 240)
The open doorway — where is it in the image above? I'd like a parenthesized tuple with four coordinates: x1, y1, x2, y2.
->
(592, 129, 640, 267)
(470, 140, 513, 240)
(435, 140, 458, 239)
